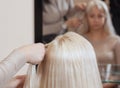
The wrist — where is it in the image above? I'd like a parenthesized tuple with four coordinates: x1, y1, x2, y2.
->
(62, 22, 68, 30)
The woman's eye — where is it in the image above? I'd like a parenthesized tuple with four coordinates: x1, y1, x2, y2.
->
(89, 15, 94, 18)
(98, 14, 104, 18)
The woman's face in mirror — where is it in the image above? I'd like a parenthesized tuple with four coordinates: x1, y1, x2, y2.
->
(87, 6, 106, 31)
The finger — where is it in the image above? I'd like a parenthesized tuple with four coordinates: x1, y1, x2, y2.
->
(75, 23, 81, 28)
(80, 4, 86, 10)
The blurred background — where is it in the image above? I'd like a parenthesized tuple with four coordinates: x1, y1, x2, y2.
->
(0, 0, 34, 75)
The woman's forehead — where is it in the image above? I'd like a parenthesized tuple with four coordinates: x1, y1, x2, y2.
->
(88, 6, 105, 14)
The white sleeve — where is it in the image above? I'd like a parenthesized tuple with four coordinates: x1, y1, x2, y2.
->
(0, 50, 26, 88)
(69, 0, 75, 9)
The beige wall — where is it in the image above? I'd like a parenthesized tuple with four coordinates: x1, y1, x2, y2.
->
(0, 0, 34, 75)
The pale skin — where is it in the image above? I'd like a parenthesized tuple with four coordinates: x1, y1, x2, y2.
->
(85, 6, 108, 41)
(85, 6, 118, 88)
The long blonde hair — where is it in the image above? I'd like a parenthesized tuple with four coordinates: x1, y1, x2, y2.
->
(24, 32, 102, 88)
(78, 0, 116, 35)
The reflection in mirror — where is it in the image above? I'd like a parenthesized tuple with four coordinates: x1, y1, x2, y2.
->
(41, 0, 120, 84)
(36, 0, 120, 87)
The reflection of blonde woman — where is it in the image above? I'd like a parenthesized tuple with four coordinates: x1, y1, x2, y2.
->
(76, 0, 120, 64)
(74, 1, 120, 88)
(23, 32, 102, 88)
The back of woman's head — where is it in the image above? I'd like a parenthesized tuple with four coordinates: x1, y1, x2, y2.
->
(24, 32, 102, 88)
(80, 0, 115, 35)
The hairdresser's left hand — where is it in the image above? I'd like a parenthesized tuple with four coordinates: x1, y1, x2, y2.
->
(75, 2, 87, 11)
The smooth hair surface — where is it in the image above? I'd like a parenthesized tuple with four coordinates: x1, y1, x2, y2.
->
(79, 0, 116, 35)
(24, 32, 102, 88)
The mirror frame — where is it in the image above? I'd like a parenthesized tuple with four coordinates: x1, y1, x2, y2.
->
(34, 0, 42, 43)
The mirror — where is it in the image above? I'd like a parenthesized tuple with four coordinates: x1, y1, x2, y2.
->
(35, 0, 120, 43)
(35, 0, 120, 85)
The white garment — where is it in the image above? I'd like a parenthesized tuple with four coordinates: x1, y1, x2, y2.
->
(0, 50, 26, 88)
(0, 43, 45, 88)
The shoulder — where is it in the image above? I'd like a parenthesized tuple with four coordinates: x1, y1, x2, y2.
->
(111, 35, 120, 41)
(109, 35, 120, 46)
(82, 33, 90, 40)
(108, 35, 120, 41)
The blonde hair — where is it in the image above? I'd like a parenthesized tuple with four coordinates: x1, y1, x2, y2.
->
(24, 32, 102, 88)
(79, 0, 116, 35)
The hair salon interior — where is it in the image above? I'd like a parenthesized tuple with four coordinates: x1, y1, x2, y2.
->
(0, 0, 120, 88)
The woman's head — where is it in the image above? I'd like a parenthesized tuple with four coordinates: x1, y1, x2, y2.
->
(86, 2, 106, 31)
(80, 0, 115, 35)
(24, 32, 102, 88)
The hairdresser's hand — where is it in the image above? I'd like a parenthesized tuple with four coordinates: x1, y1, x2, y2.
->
(103, 83, 118, 88)
(16, 43, 45, 65)
(75, 2, 87, 11)
(65, 17, 81, 28)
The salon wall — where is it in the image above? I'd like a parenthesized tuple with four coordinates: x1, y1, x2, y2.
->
(0, 0, 34, 75)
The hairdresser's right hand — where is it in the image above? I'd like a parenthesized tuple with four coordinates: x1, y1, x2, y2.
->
(15, 43, 45, 65)
(65, 17, 81, 29)
(75, 2, 86, 11)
